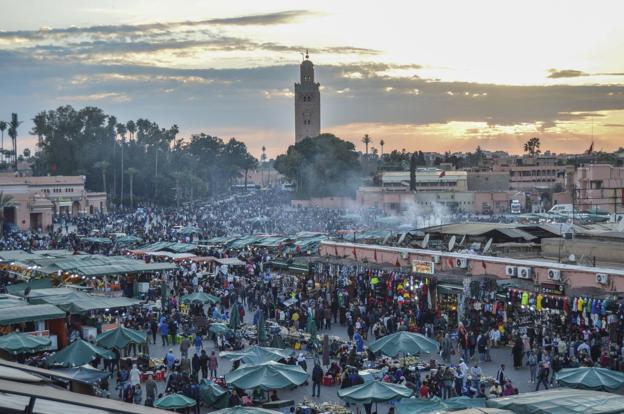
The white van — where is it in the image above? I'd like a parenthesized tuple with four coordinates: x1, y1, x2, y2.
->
(548, 204, 573, 215)
(510, 200, 522, 214)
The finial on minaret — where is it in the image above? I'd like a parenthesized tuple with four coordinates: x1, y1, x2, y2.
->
(305, 49, 309, 60)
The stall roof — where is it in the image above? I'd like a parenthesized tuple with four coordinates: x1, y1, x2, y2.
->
(214, 258, 246, 266)
(144, 251, 196, 260)
(138, 241, 197, 253)
(487, 388, 624, 414)
(31, 294, 142, 314)
(0, 304, 65, 325)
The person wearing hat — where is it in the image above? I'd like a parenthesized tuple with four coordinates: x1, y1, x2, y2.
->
(488, 380, 502, 398)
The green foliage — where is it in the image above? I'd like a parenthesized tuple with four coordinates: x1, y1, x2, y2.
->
(524, 137, 541, 156)
(30, 105, 257, 206)
(274, 133, 361, 198)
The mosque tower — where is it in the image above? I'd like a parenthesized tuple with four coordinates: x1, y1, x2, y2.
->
(294, 50, 321, 142)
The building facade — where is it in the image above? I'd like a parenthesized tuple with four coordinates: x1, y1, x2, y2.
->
(574, 164, 624, 214)
(0, 175, 107, 231)
(294, 52, 321, 142)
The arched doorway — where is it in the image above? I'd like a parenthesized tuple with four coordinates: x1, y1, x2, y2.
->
(71, 201, 80, 217)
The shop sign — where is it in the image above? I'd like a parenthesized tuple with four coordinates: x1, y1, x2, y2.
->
(25, 330, 49, 337)
(102, 323, 119, 332)
(541, 282, 564, 295)
(412, 260, 434, 275)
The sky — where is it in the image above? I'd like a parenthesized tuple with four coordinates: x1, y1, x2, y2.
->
(1, 0, 624, 158)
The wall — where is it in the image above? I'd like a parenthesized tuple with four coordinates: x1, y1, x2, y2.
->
(467, 171, 510, 191)
(541, 237, 624, 265)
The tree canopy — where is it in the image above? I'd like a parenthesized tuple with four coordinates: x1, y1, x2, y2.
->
(30, 105, 257, 206)
(274, 134, 361, 198)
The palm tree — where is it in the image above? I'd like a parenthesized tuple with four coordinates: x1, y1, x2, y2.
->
(94, 160, 110, 198)
(126, 120, 136, 140)
(116, 123, 127, 205)
(362, 134, 372, 155)
(8, 114, 20, 171)
(379, 139, 385, 156)
(0, 121, 6, 163)
(523, 137, 541, 156)
(126, 167, 137, 208)
(0, 191, 14, 231)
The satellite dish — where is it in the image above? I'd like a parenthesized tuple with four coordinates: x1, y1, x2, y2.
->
(448, 235, 456, 252)
(421, 233, 430, 249)
(459, 235, 466, 246)
(482, 238, 493, 254)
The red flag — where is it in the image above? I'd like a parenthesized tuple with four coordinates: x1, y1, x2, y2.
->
(374, 250, 378, 261)
(439, 170, 446, 178)
(448, 258, 454, 267)
(586, 141, 594, 155)
(352, 247, 357, 259)
(395, 258, 401, 267)
(334, 246, 338, 256)
(482, 260, 487, 270)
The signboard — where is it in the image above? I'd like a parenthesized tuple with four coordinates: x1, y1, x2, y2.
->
(412, 260, 435, 275)
(541, 282, 564, 296)
(25, 330, 49, 337)
(101, 323, 119, 333)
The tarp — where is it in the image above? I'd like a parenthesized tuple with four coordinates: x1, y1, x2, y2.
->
(32, 293, 141, 314)
(224, 361, 309, 390)
(338, 381, 413, 404)
(486, 388, 624, 414)
(81, 237, 112, 245)
(180, 292, 220, 305)
(138, 241, 197, 253)
(0, 304, 65, 326)
(51, 364, 111, 385)
(368, 331, 439, 357)
(214, 258, 246, 266)
(220, 346, 292, 364)
(47, 339, 114, 367)
(5, 279, 52, 295)
(555, 367, 624, 391)
(96, 326, 147, 349)
(199, 379, 230, 409)
(154, 393, 196, 409)
(177, 226, 202, 235)
(211, 407, 282, 414)
(398, 397, 486, 414)
(0, 332, 51, 354)
(209, 323, 233, 336)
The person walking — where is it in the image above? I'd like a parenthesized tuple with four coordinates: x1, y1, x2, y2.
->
(312, 362, 323, 398)
(192, 353, 200, 381)
(193, 333, 203, 355)
(209, 351, 219, 378)
(527, 349, 538, 383)
(159, 319, 169, 346)
(144, 374, 158, 406)
(150, 319, 158, 345)
(535, 362, 550, 391)
(199, 349, 209, 379)
(180, 336, 190, 359)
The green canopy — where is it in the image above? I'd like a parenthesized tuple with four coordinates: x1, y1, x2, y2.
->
(368, 331, 439, 357)
(178, 226, 202, 235)
(81, 237, 113, 245)
(224, 361, 309, 390)
(95, 326, 147, 349)
(115, 235, 143, 246)
(555, 367, 624, 391)
(211, 407, 282, 414)
(209, 323, 234, 336)
(180, 292, 220, 305)
(199, 379, 230, 409)
(398, 397, 486, 414)
(0, 332, 51, 355)
(47, 338, 114, 367)
(220, 346, 292, 364)
(154, 393, 197, 409)
(257, 311, 267, 344)
(486, 388, 624, 414)
(0, 304, 66, 326)
(51, 364, 111, 385)
(338, 381, 413, 404)
(229, 304, 241, 330)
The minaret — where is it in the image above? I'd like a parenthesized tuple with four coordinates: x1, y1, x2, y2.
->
(294, 50, 321, 143)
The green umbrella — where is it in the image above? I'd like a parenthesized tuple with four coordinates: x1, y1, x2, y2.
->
(225, 361, 309, 390)
(398, 397, 486, 414)
(199, 379, 230, 408)
(211, 407, 282, 414)
(338, 381, 413, 404)
(368, 331, 439, 357)
(178, 226, 202, 235)
(209, 323, 233, 336)
(257, 311, 267, 344)
(229, 304, 241, 330)
(95, 326, 147, 349)
(154, 393, 197, 409)
(555, 367, 624, 391)
(0, 332, 51, 355)
(181, 292, 220, 305)
(47, 338, 114, 367)
(220, 346, 292, 364)
(486, 388, 624, 414)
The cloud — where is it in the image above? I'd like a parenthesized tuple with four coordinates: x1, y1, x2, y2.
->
(547, 69, 588, 78)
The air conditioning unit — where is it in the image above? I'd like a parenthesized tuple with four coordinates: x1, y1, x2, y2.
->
(517, 266, 532, 279)
(547, 269, 561, 281)
(456, 258, 468, 268)
(432, 255, 440, 264)
(596, 273, 609, 285)
(401, 251, 409, 260)
(505, 265, 517, 277)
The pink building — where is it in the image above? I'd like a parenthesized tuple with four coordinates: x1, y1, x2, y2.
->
(574, 164, 624, 214)
(0, 175, 107, 231)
